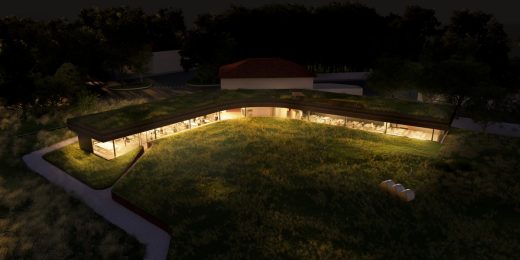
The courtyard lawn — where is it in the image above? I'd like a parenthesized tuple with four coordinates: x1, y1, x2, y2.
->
(44, 143, 141, 189)
(112, 118, 518, 259)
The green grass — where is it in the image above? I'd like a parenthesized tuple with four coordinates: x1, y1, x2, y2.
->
(0, 103, 146, 259)
(111, 117, 518, 259)
(70, 89, 454, 133)
(44, 144, 141, 189)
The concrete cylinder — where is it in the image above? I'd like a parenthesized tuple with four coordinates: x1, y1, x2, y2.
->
(379, 179, 395, 191)
(399, 189, 415, 202)
(391, 184, 405, 194)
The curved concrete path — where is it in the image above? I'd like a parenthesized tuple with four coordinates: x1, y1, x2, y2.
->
(23, 137, 170, 260)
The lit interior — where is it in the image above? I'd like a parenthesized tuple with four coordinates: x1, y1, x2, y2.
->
(92, 107, 444, 160)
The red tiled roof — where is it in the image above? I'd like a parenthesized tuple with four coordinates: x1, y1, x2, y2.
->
(219, 58, 315, 78)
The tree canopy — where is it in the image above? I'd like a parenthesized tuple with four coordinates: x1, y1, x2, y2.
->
(0, 7, 186, 111)
(367, 8, 517, 124)
(1, 3, 518, 123)
(181, 3, 387, 72)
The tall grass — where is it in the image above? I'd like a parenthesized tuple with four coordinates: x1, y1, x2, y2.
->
(0, 102, 146, 259)
(8, 97, 149, 137)
(112, 118, 520, 259)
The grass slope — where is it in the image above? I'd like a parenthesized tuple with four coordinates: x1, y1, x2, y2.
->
(116, 118, 519, 259)
(44, 143, 141, 189)
(114, 118, 520, 259)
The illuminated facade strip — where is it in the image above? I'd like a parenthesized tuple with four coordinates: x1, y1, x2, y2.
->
(78, 107, 446, 160)
(70, 98, 449, 140)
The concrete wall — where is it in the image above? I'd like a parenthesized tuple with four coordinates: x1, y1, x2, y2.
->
(317, 88, 363, 96)
(221, 78, 314, 90)
(315, 72, 369, 81)
(78, 135, 93, 152)
(147, 50, 183, 75)
(313, 83, 363, 96)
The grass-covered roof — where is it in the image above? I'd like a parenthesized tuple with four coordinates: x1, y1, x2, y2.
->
(68, 89, 454, 139)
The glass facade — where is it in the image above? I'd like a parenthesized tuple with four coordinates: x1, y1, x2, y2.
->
(93, 107, 445, 160)
(245, 107, 303, 119)
(92, 136, 141, 160)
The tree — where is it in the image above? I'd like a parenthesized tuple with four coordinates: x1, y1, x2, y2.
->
(367, 57, 422, 95)
(180, 13, 237, 71)
(464, 93, 500, 132)
(181, 3, 387, 72)
(33, 63, 84, 107)
(400, 6, 441, 60)
(1, 7, 186, 114)
(77, 7, 184, 79)
(147, 8, 186, 51)
(53, 63, 83, 98)
(0, 35, 37, 113)
(78, 7, 151, 78)
(189, 63, 220, 84)
(63, 22, 110, 79)
(311, 2, 384, 70)
(127, 46, 153, 82)
(468, 57, 520, 125)
(419, 59, 493, 125)
(434, 10, 510, 74)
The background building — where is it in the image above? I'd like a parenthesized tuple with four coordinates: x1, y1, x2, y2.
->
(147, 50, 184, 75)
(219, 58, 315, 90)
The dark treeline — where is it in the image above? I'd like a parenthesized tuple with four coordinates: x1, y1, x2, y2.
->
(182, 4, 511, 80)
(0, 7, 185, 113)
(180, 3, 518, 123)
(1, 3, 519, 123)
(182, 3, 388, 74)
(368, 8, 518, 124)
(182, 4, 509, 71)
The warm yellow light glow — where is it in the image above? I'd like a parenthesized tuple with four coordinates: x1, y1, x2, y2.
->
(100, 107, 442, 159)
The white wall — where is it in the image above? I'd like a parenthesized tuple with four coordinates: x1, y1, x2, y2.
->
(245, 107, 303, 119)
(248, 107, 274, 117)
(313, 83, 363, 96)
(221, 78, 314, 90)
(147, 50, 183, 75)
(317, 87, 363, 96)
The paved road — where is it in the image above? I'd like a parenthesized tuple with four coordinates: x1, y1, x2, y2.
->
(148, 71, 194, 88)
(452, 117, 520, 137)
(23, 137, 170, 260)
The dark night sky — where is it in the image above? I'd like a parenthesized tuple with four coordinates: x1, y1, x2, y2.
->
(1, 0, 519, 26)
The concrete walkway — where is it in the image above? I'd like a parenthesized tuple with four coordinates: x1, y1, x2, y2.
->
(22, 137, 171, 260)
(452, 117, 520, 137)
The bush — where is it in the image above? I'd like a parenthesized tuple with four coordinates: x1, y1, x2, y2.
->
(188, 63, 219, 84)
